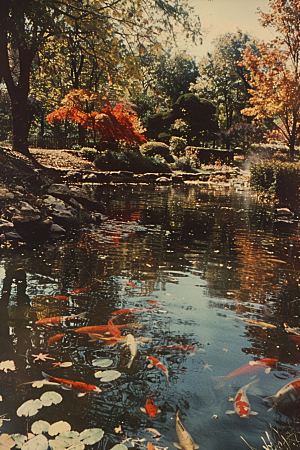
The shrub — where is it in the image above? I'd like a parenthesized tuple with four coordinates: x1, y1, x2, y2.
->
(94, 150, 171, 173)
(250, 161, 300, 199)
(169, 136, 187, 157)
(80, 147, 98, 161)
(140, 141, 170, 158)
(170, 156, 198, 172)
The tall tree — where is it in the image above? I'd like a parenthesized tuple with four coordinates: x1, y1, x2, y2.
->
(241, 0, 300, 159)
(191, 31, 257, 132)
(0, 0, 201, 156)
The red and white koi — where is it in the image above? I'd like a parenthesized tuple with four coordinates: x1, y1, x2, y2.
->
(146, 356, 169, 383)
(264, 376, 300, 410)
(226, 380, 259, 418)
(42, 371, 101, 397)
(141, 392, 161, 418)
(35, 312, 86, 326)
(174, 411, 199, 450)
(223, 358, 278, 379)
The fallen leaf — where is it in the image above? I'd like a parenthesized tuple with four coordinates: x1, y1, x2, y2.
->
(110, 445, 127, 450)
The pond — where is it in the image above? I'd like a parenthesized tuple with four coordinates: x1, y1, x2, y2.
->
(1, 183, 300, 450)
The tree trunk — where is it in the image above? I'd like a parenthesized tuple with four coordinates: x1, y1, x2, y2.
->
(78, 124, 86, 147)
(11, 97, 31, 157)
(289, 116, 297, 160)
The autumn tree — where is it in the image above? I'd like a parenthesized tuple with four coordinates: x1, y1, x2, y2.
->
(46, 89, 147, 147)
(0, 0, 201, 157)
(241, 0, 300, 159)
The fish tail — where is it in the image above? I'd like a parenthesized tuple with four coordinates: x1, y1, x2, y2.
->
(42, 371, 52, 381)
(213, 376, 227, 390)
(263, 395, 277, 404)
(77, 312, 87, 319)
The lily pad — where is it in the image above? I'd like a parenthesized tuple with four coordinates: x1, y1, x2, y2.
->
(17, 399, 43, 417)
(110, 445, 128, 450)
(11, 434, 27, 449)
(31, 421, 50, 435)
(94, 370, 121, 382)
(79, 428, 104, 445)
(59, 362, 73, 368)
(48, 421, 71, 437)
(92, 358, 113, 368)
(40, 391, 62, 407)
(55, 431, 80, 442)
(21, 434, 48, 450)
(0, 434, 15, 449)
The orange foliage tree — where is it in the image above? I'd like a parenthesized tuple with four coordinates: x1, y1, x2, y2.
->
(240, 0, 300, 159)
(46, 89, 147, 147)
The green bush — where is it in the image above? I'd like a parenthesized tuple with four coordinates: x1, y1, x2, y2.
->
(170, 156, 198, 172)
(140, 141, 170, 158)
(80, 147, 98, 161)
(94, 150, 171, 173)
(250, 161, 300, 199)
(169, 136, 187, 157)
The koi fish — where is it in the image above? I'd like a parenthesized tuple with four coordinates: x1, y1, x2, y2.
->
(156, 345, 196, 353)
(125, 281, 137, 288)
(111, 308, 151, 315)
(47, 334, 64, 346)
(74, 323, 141, 334)
(215, 358, 278, 389)
(54, 295, 69, 301)
(284, 323, 300, 336)
(146, 300, 163, 306)
(71, 286, 90, 294)
(35, 312, 86, 326)
(108, 317, 121, 337)
(146, 356, 169, 383)
(42, 371, 101, 397)
(235, 316, 277, 329)
(174, 411, 199, 450)
(226, 380, 259, 418)
(148, 442, 156, 450)
(124, 334, 137, 368)
(141, 392, 161, 418)
(264, 376, 300, 410)
(289, 335, 300, 343)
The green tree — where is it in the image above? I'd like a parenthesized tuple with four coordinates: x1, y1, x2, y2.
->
(0, 0, 201, 156)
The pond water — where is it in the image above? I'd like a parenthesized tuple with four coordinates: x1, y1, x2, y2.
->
(1, 183, 300, 450)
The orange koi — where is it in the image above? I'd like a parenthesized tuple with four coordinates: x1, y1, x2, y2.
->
(290, 335, 300, 343)
(35, 312, 86, 326)
(54, 295, 69, 301)
(140, 392, 161, 418)
(71, 286, 90, 294)
(74, 323, 141, 334)
(42, 371, 101, 397)
(108, 317, 121, 337)
(226, 380, 258, 418)
(111, 307, 150, 315)
(223, 358, 278, 379)
(47, 334, 64, 346)
(146, 300, 163, 306)
(146, 356, 169, 383)
(148, 443, 156, 450)
(125, 281, 137, 288)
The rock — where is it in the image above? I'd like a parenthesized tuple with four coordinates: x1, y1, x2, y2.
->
(43, 195, 78, 224)
(47, 184, 71, 200)
(0, 219, 15, 232)
(50, 223, 66, 234)
(69, 198, 83, 209)
(5, 231, 23, 241)
(82, 173, 99, 182)
(0, 189, 14, 200)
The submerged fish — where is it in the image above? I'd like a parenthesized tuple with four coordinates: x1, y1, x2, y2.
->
(146, 356, 169, 383)
(71, 286, 90, 294)
(264, 376, 300, 410)
(173, 411, 199, 450)
(141, 392, 161, 418)
(42, 371, 101, 397)
(284, 323, 300, 336)
(74, 323, 141, 334)
(108, 317, 121, 337)
(112, 308, 151, 315)
(54, 295, 69, 301)
(123, 334, 137, 368)
(35, 312, 86, 326)
(235, 317, 277, 329)
(226, 380, 259, 418)
(47, 333, 64, 346)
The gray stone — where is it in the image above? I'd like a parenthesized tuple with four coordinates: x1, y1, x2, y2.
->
(0, 219, 15, 232)
(0, 189, 14, 201)
(5, 231, 23, 240)
(48, 184, 71, 200)
(50, 223, 66, 234)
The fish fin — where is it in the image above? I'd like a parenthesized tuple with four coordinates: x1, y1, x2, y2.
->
(250, 411, 258, 415)
(213, 376, 226, 390)
(140, 408, 146, 414)
(263, 395, 276, 404)
(77, 312, 87, 319)
(77, 392, 86, 397)
(42, 371, 51, 380)
(264, 368, 271, 374)
(173, 443, 181, 449)
(225, 410, 235, 415)
(290, 393, 296, 401)
(194, 445, 199, 449)
(61, 385, 72, 390)
(248, 361, 255, 366)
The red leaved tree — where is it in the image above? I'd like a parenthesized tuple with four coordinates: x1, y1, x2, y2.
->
(46, 89, 147, 147)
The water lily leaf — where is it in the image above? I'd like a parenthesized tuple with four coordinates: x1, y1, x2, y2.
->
(92, 358, 113, 368)
(59, 362, 73, 368)
(21, 434, 48, 450)
(40, 391, 62, 407)
(94, 370, 121, 382)
(17, 399, 43, 417)
(79, 428, 104, 445)
(48, 440, 68, 450)
(55, 436, 83, 448)
(0, 434, 15, 449)
(55, 431, 79, 442)
(0, 360, 16, 373)
(12, 434, 27, 449)
(110, 445, 128, 450)
(48, 421, 71, 436)
(31, 421, 50, 435)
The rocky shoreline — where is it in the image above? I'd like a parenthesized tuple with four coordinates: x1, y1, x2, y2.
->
(0, 147, 248, 249)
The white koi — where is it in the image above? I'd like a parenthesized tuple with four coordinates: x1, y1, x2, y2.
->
(226, 379, 259, 418)
(173, 411, 199, 450)
(124, 334, 137, 368)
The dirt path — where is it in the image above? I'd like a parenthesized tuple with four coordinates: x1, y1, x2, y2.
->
(30, 148, 98, 172)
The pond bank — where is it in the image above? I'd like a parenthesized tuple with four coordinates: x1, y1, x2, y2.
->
(0, 147, 249, 249)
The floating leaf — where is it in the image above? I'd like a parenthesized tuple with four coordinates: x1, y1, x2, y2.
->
(55, 431, 79, 442)
(17, 399, 43, 417)
(0, 434, 15, 449)
(11, 434, 27, 448)
(32, 380, 59, 389)
(48, 421, 71, 436)
(48, 440, 68, 450)
(31, 421, 50, 435)
(110, 445, 128, 450)
(94, 370, 121, 381)
(80, 428, 104, 445)
(59, 362, 73, 368)
(0, 360, 16, 373)
(40, 391, 62, 407)
(21, 434, 48, 450)
(92, 358, 113, 368)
